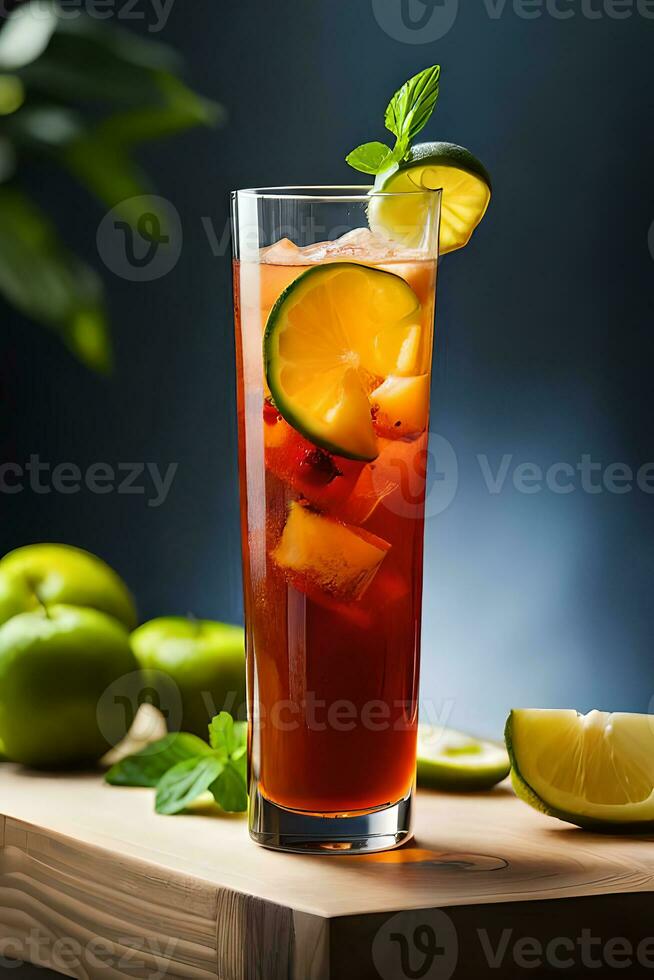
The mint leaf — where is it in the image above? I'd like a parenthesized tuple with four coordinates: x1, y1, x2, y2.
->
(211, 759, 248, 813)
(105, 733, 211, 787)
(105, 714, 249, 816)
(345, 66, 440, 176)
(345, 141, 393, 175)
(209, 711, 247, 758)
(385, 65, 440, 149)
(155, 755, 225, 815)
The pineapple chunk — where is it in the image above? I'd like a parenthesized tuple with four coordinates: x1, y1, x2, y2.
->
(371, 374, 430, 438)
(272, 502, 390, 601)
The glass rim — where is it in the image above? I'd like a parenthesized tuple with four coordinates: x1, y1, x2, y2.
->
(232, 185, 443, 203)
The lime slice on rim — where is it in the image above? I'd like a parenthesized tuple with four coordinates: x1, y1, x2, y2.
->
(506, 709, 654, 831)
(264, 262, 423, 462)
(373, 141, 492, 254)
(417, 725, 510, 792)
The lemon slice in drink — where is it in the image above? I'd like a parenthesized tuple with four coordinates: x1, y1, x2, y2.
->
(372, 142, 492, 254)
(506, 709, 654, 831)
(417, 725, 510, 792)
(264, 262, 422, 461)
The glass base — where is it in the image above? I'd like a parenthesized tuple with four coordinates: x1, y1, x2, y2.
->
(248, 784, 414, 854)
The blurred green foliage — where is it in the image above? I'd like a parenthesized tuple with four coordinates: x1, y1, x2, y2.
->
(0, 1, 220, 371)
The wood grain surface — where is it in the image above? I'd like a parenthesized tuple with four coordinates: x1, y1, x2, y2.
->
(1, 766, 654, 979)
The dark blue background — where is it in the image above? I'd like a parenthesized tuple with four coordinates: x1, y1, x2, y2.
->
(3, 0, 653, 736)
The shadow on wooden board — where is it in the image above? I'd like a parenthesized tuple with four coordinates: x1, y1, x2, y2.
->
(0, 965, 62, 980)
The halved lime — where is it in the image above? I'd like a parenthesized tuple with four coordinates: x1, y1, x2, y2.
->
(373, 142, 492, 254)
(506, 708, 654, 831)
(264, 262, 422, 461)
(417, 724, 509, 792)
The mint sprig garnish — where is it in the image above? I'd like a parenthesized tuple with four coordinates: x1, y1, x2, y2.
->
(384, 65, 441, 151)
(105, 711, 248, 815)
(105, 732, 211, 787)
(346, 65, 440, 178)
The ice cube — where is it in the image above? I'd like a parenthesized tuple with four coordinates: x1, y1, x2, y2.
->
(303, 228, 423, 263)
(294, 240, 331, 262)
(260, 228, 424, 266)
(321, 228, 382, 257)
(260, 238, 303, 265)
(297, 229, 385, 261)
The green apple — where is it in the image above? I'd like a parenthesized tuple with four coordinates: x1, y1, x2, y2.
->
(0, 543, 136, 629)
(0, 604, 139, 768)
(131, 617, 246, 739)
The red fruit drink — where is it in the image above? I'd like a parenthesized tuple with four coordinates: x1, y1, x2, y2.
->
(234, 234, 437, 815)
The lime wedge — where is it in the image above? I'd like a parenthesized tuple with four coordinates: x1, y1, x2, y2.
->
(373, 142, 491, 254)
(417, 725, 509, 792)
(264, 262, 422, 461)
(506, 709, 654, 831)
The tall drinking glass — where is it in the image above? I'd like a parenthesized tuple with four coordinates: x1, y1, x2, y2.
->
(231, 187, 441, 853)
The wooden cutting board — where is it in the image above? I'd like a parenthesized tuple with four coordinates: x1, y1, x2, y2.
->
(1, 765, 654, 980)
